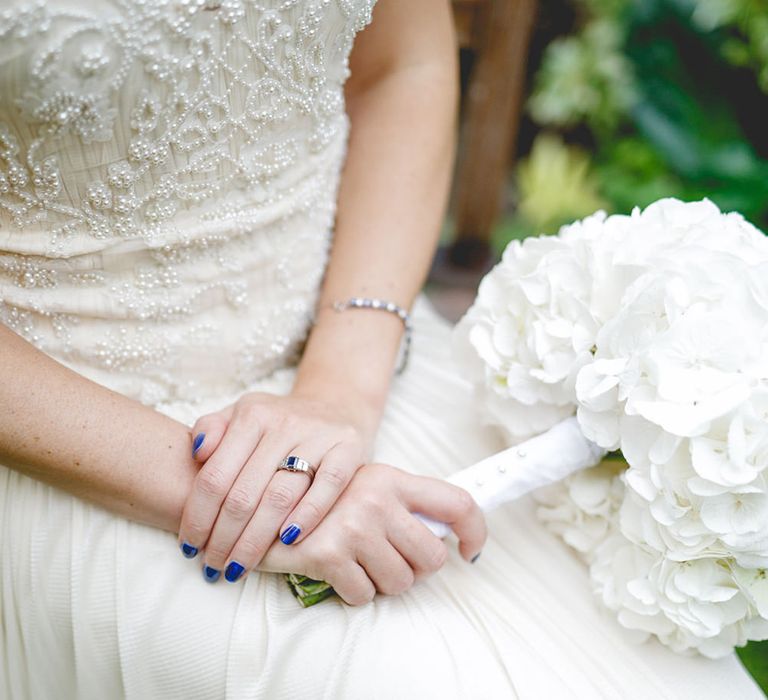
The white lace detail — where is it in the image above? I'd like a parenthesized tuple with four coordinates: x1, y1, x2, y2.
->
(0, 0, 375, 404)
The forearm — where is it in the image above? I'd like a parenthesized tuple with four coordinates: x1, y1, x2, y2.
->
(293, 3, 458, 425)
(0, 324, 196, 532)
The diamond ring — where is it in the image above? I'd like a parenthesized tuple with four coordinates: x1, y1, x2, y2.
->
(277, 455, 316, 480)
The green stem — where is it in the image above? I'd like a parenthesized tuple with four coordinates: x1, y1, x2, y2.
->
(284, 573, 337, 607)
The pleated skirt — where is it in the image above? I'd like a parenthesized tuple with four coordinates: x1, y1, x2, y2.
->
(1, 299, 763, 699)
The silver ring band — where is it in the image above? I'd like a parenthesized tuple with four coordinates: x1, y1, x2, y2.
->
(277, 455, 316, 479)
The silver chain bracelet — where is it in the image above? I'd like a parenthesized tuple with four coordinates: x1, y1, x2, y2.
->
(332, 297, 412, 374)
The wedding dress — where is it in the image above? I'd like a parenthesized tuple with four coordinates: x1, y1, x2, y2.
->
(0, 1, 763, 698)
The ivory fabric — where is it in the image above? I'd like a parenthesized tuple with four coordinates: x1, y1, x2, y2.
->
(0, 1, 763, 698)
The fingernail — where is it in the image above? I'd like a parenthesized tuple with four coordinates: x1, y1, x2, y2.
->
(225, 561, 245, 583)
(203, 565, 220, 583)
(280, 523, 301, 545)
(471, 552, 482, 564)
(180, 541, 198, 559)
(192, 433, 205, 456)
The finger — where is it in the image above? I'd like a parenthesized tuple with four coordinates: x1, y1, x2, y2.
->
(257, 536, 301, 574)
(190, 406, 233, 463)
(387, 510, 448, 579)
(258, 540, 375, 606)
(325, 560, 376, 606)
(357, 541, 415, 596)
(398, 475, 487, 562)
(222, 467, 314, 579)
(202, 433, 310, 574)
(278, 442, 360, 545)
(178, 409, 262, 557)
(200, 438, 286, 581)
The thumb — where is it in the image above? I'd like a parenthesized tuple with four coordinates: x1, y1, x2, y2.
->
(190, 405, 233, 463)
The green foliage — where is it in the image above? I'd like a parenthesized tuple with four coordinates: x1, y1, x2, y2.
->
(691, 0, 768, 89)
(497, 0, 768, 253)
(594, 137, 685, 212)
(517, 133, 607, 234)
(529, 19, 637, 134)
(581, 0, 632, 15)
(737, 640, 768, 693)
(625, 12, 768, 222)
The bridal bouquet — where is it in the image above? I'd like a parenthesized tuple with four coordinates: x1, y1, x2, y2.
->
(454, 198, 768, 658)
(289, 198, 768, 658)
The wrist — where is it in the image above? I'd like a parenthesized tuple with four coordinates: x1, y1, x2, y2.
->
(289, 379, 384, 448)
(330, 297, 412, 374)
(295, 304, 403, 396)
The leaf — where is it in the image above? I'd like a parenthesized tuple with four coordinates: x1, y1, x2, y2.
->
(737, 640, 768, 694)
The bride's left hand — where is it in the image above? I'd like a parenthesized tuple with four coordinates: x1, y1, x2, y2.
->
(177, 390, 378, 582)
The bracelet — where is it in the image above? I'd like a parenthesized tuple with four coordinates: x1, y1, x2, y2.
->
(332, 297, 413, 374)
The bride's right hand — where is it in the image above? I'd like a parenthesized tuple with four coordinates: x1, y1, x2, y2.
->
(255, 463, 487, 605)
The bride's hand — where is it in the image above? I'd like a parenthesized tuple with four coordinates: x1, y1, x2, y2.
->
(177, 391, 377, 582)
(257, 463, 487, 604)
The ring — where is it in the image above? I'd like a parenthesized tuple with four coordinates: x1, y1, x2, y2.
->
(277, 455, 316, 480)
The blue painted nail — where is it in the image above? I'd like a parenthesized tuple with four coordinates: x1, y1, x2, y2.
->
(192, 433, 205, 456)
(471, 552, 482, 564)
(225, 561, 245, 583)
(203, 565, 220, 583)
(280, 523, 301, 545)
(180, 541, 198, 559)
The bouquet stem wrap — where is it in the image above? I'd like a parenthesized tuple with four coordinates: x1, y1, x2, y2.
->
(286, 417, 605, 606)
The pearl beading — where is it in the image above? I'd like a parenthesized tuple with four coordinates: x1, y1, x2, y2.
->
(0, 0, 376, 405)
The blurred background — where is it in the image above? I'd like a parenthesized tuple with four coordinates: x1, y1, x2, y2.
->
(427, 0, 768, 324)
(426, 1, 768, 686)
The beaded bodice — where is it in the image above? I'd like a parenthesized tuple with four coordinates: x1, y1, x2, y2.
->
(0, 0, 375, 404)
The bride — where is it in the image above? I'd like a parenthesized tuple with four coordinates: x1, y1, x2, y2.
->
(0, 0, 762, 697)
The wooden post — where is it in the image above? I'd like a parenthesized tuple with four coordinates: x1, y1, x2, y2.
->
(449, 0, 538, 270)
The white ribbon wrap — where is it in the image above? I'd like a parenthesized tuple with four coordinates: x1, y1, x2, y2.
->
(415, 417, 606, 539)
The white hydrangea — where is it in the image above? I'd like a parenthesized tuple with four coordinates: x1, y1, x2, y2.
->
(454, 211, 621, 441)
(590, 532, 768, 659)
(536, 460, 624, 558)
(457, 198, 768, 656)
